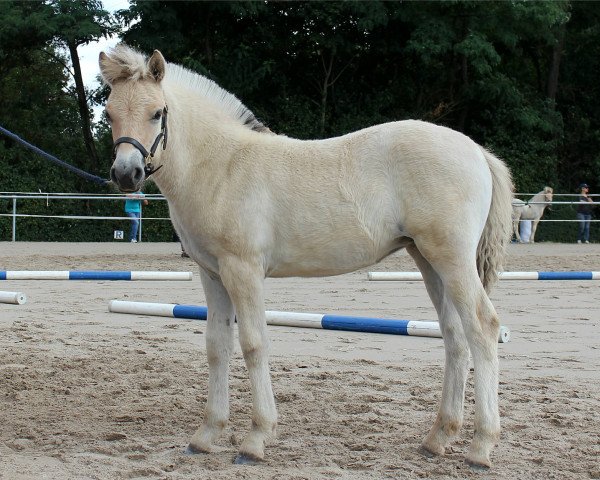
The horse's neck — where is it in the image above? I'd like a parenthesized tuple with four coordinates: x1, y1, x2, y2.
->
(528, 191, 548, 213)
(149, 100, 192, 199)
(151, 91, 245, 200)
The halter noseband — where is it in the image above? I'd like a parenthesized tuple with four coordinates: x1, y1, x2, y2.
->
(112, 106, 169, 178)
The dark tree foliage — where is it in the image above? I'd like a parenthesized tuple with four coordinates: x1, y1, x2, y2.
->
(1, 1, 599, 241)
(0, 0, 116, 180)
(120, 1, 586, 188)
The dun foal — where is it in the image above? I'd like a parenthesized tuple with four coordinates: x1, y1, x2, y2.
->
(100, 45, 513, 468)
(512, 186, 553, 243)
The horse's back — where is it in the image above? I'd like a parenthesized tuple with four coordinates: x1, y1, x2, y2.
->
(512, 199, 526, 215)
(278, 119, 493, 200)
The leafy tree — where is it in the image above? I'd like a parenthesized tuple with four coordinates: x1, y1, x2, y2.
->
(0, 2, 84, 190)
(556, 1, 600, 190)
(0, 1, 117, 171)
(2, 0, 600, 241)
(48, 0, 118, 169)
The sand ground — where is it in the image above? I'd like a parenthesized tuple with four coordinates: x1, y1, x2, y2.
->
(0, 242, 598, 480)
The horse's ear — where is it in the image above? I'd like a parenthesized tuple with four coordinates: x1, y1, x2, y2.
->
(99, 51, 114, 86)
(147, 50, 166, 83)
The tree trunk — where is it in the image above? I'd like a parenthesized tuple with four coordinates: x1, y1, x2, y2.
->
(67, 40, 99, 169)
(547, 22, 566, 103)
(457, 53, 469, 132)
(319, 53, 333, 138)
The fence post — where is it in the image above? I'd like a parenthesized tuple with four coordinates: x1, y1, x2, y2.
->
(12, 197, 16, 242)
(139, 206, 143, 242)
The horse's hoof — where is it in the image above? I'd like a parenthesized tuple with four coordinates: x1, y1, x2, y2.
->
(184, 444, 205, 455)
(233, 453, 261, 465)
(418, 444, 441, 459)
(466, 457, 491, 471)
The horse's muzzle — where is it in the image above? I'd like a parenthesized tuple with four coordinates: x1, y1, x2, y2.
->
(110, 159, 145, 192)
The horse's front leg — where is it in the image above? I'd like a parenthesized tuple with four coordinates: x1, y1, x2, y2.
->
(188, 269, 235, 454)
(530, 219, 540, 243)
(219, 256, 277, 464)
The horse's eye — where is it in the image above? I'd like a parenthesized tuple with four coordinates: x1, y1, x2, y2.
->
(152, 110, 162, 121)
(105, 111, 112, 123)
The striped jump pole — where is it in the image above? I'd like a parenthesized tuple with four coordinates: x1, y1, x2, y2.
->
(367, 271, 600, 281)
(0, 291, 27, 305)
(0, 271, 192, 281)
(108, 300, 511, 343)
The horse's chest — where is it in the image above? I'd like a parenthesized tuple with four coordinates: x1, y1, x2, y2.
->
(193, 247, 219, 270)
(170, 212, 220, 275)
(181, 231, 219, 271)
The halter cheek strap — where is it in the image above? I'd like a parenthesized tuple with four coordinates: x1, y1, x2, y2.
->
(112, 105, 169, 178)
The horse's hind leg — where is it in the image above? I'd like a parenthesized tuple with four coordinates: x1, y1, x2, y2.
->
(414, 240, 500, 468)
(442, 265, 500, 468)
(218, 256, 277, 464)
(188, 269, 235, 454)
(407, 245, 470, 457)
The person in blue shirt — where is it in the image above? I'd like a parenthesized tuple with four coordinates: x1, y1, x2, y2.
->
(124, 191, 147, 242)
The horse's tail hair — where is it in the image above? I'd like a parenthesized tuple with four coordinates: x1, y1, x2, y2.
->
(477, 148, 514, 293)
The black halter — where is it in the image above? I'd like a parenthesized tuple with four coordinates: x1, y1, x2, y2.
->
(112, 106, 169, 178)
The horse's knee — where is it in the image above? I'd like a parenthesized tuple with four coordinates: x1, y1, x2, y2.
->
(440, 324, 470, 359)
(239, 332, 268, 364)
(445, 342, 470, 367)
(206, 335, 234, 362)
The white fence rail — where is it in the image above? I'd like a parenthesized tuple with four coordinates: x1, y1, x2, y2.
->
(0, 191, 597, 242)
(0, 192, 170, 242)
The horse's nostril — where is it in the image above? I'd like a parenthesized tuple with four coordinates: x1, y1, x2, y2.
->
(133, 166, 144, 183)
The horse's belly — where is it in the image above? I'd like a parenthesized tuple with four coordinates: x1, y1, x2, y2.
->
(269, 261, 367, 277)
(268, 239, 403, 278)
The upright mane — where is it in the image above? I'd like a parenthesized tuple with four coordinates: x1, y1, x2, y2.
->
(165, 64, 270, 132)
(103, 44, 270, 133)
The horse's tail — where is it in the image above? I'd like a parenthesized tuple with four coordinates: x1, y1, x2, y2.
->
(477, 148, 514, 293)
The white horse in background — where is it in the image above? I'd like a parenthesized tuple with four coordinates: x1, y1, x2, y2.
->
(99, 45, 514, 469)
(512, 186, 553, 243)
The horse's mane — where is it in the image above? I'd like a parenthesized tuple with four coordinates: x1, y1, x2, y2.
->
(105, 44, 270, 133)
(165, 64, 269, 132)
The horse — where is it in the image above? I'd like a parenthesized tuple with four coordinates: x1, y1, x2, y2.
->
(511, 186, 553, 243)
(99, 45, 513, 469)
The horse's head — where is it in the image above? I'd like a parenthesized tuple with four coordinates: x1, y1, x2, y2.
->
(99, 45, 168, 192)
(543, 186, 554, 204)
